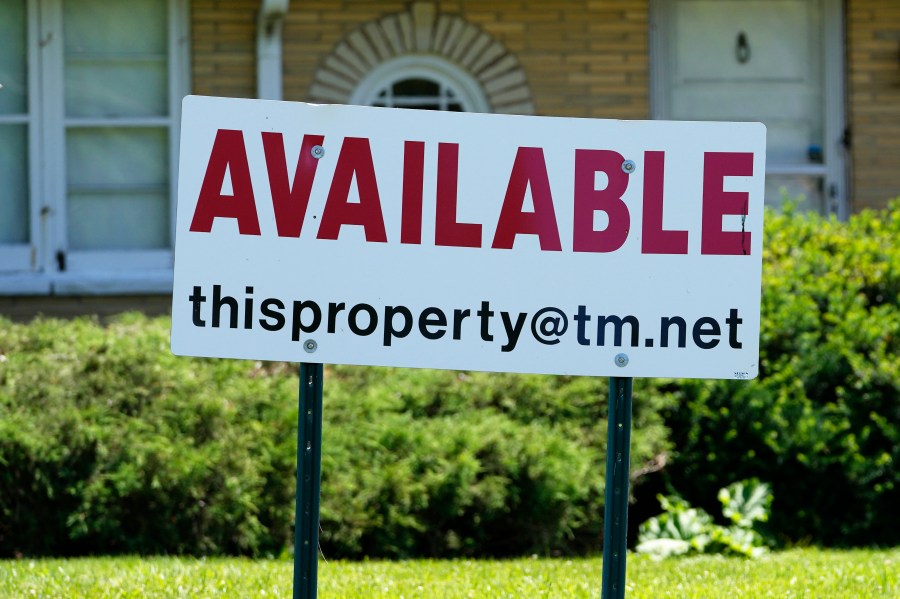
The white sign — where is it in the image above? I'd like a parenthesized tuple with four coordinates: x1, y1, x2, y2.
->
(172, 95, 765, 379)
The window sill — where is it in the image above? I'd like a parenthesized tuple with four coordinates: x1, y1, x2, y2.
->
(0, 270, 174, 296)
(0, 274, 53, 296)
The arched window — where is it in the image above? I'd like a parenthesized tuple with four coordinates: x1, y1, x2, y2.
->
(373, 78, 463, 110)
(349, 56, 490, 113)
(308, 4, 533, 115)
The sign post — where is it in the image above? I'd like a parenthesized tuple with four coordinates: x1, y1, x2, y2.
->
(293, 363, 323, 599)
(171, 95, 766, 598)
(601, 376, 633, 599)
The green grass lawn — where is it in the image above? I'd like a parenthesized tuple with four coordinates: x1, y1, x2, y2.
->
(0, 548, 896, 598)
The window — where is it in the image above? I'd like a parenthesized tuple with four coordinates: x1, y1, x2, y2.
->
(309, 5, 532, 115)
(350, 56, 490, 114)
(0, 0, 188, 293)
(371, 78, 465, 112)
(0, 0, 32, 274)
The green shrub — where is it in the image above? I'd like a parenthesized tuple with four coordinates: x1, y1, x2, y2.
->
(659, 201, 900, 546)
(319, 367, 673, 558)
(0, 315, 297, 557)
(1, 201, 897, 556)
(0, 317, 672, 558)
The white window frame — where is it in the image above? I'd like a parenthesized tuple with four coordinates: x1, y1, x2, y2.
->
(649, 0, 848, 219)
(0, 0, 43, 290)
(0, 0, 189, 296)
(350, 55, 491, 113)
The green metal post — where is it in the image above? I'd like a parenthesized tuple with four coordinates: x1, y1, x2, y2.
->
(293, 363, 324, 599)
(601, 376, 633, 599)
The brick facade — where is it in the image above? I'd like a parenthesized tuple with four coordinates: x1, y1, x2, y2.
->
(192, 0, 259, 99)
(7, 0, 898, 318)
(281, 0, 648, 119)
(0, 296, 172, 322)
(847, 0, 900, 210)
(191, 0, 900, 211)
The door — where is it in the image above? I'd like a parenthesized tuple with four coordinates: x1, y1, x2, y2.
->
(651, 0, 847, 216)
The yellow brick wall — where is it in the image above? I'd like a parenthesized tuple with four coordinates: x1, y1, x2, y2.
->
(189, 2, 900, 210)
(0, 296, 173, 322)
(192, 0, 259, 98)
(847, 0, 900, 211)
(281, 1, 407, 103)
(282, 0, 649, 120)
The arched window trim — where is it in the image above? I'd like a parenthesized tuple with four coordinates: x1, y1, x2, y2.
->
(309, 3, 533, 115)
(349, 55, 491, 113)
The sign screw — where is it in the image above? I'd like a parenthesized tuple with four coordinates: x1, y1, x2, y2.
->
(311, 145, 325, 159)
(304, 339, 318, 353)
(621, 160, 636, 174)
(614, 353, 629, 367)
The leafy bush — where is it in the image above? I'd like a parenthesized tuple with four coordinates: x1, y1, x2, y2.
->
(0, 315, 297, 557)
(1, 201, 898, 557)
(659, 201, 900, 546)
(0, 317, 672, 558)
(637, 479, 773, 559)
(319, 368, 673, 558)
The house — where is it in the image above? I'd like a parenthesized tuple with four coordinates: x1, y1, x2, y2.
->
(1, 0, 898, 317)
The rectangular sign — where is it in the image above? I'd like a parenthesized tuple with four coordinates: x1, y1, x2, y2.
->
(172, 95, 765, 379)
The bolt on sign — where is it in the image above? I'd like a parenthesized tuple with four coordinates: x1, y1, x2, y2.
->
(171, 96, 766, 379)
